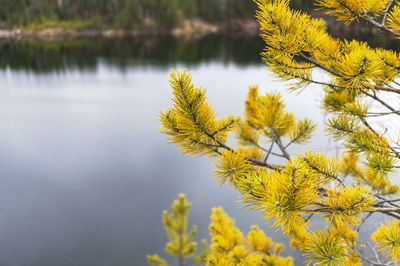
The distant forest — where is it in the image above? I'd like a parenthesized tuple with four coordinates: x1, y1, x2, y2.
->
(0, 0, 314, 29)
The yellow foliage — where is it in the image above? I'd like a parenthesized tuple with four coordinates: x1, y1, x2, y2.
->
(246, 88, 295, 138)
(150, 195, 294, 265)
(305, 229, 347, 265)
(338, 151, 362, 178)
(261, 166, 321, 233)
(162, 194, 198, 257)
(148, 194, 199, 265)
(243, 86, 316, 148)
(208, 207, 244, 252)
(206, 207, 293, 266)
(159, 70, 236, 157)
(323, 185, 375, 226)
(388, 4, 400, 35)
(147, 254, 167, 266)
(331, 223, 359, 248)
(372, 220, 400, 262)
(337, 41, 384, 89)
(247, 225, 274, 252)
(317, 0, 389, 22)
(288, 225, 312, 251)
(213, 149, 252, 186)
(236, 120, 259, 147)
(158, 0, 400, 264)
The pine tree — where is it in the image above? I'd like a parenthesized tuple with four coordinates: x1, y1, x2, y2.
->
(147, 194, 198, 266)
(148, 194, 293, 266)
(160, 0, 400, 264)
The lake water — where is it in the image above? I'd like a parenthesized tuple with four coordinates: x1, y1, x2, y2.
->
(0, 35, 392, 266)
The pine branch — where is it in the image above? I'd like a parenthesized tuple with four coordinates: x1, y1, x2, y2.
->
(264, 141, 275, 163)
(270, 127, 290, 160)
(204, 129, 282, 171)
(375, 85, 400, 94)
(360, 118, 400, 159)
(382, 0, 396, 26)
(210, 119, 236, 137)
(303, 158, 343, 185)
(355, 248, 393, 266)
(356, 212, 373, 232)
(299, 52, 344, 78)
(250, 140, 286, 159)
(360, 89, 400, 116)
(360, 12, 399, 36)
(366, 111, 400, 117)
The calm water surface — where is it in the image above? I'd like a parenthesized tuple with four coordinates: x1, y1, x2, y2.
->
(0, 35, 387, 265)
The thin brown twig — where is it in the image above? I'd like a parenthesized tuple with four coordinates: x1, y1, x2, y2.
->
(360, 13, 398, 35)
(264, 141, 275, 163)
(367, 243, 383, 264)
(270, 127, 290, 160)
(299, 52, 344, 78)
(382, 0, 395, 26)
(360, 89, 400, 115)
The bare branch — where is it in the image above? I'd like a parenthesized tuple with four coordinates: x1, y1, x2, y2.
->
(367, 243, 383, 264)
(360, 89, 400, 116)
(382, 0, 396, 26)
(270, 127, 290, 160)
(360, 12, 399, 36)
(299, 52, 344, 78)
(264, 141, 275, 163)
(356, 212, 373, 233)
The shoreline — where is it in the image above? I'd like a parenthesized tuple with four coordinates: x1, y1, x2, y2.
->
(0, 13, 396, 43)
(0, 19, 260, 40)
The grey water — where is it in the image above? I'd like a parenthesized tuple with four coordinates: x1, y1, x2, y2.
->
(0, 35, 390, 266)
